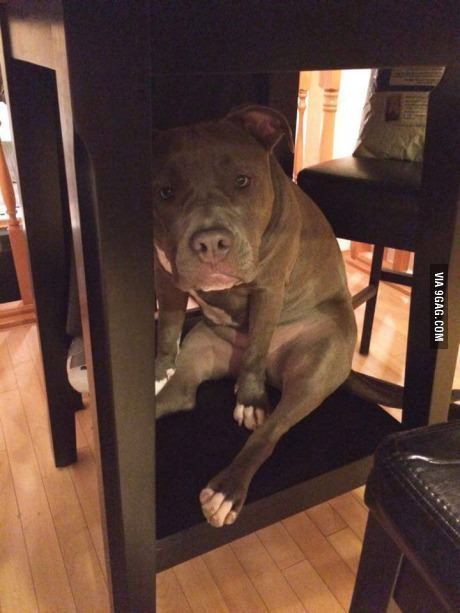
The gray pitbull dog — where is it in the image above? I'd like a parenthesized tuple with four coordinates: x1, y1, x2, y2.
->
(153, 105, 357, 528)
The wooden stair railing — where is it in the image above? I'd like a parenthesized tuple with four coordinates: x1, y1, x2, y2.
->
(0, 139, 35, 328)
(293, 72, 311, 181)
(318, 69, 341, 162)
(294, 70, 342, 177)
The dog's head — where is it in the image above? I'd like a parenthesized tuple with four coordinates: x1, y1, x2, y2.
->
(152, 105, 293, 292)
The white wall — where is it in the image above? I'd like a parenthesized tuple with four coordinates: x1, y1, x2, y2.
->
(0, 102, 12, 141)
(333, 69, 371, 158)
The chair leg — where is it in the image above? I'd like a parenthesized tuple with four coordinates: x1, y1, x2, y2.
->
(350, 512, 402, 613)
(359, 244, 385, 355)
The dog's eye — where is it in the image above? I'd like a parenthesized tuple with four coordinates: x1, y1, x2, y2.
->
(235, 175, 251, 188)
(159, 186, 174, 200)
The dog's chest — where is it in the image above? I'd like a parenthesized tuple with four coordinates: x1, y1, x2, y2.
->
(189, 289, 247, 328)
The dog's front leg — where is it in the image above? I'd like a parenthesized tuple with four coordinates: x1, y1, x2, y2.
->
(202, 319, 355, 527)
(155, 263, 188, 394)
(234, 285, 284, 429)
(202, 398, 302, 527)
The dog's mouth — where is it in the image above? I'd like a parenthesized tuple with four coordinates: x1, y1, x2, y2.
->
(197, 272, 242, 292)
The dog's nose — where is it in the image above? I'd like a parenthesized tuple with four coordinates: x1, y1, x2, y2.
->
(189, 227, 234, 264)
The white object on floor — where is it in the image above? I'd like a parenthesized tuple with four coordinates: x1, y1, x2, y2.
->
(66, 336, 89, 394)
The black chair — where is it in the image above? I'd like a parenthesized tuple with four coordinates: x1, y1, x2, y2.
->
(350, 421, 460, 612)
(298, 156, 419, 355)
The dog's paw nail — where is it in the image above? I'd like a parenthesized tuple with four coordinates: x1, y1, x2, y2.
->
(208, 500, 234, 527)
(199, 488, 215, 503)
(255, 408, 265, 427)
(243, 405, 256, 430)
(233, 403, 245, 426)
(205, 492, 226, 516)
(225, 511, 238, 525)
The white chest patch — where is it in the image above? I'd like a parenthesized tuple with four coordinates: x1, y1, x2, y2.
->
(155, 244, 173, 274)
(189, 290, 237, 327)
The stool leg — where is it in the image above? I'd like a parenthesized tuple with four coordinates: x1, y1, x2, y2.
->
(350, 512, 402, 613)
(359, 244, 385, 355)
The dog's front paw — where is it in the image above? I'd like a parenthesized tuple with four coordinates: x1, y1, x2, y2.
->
(155, 367, 175, 395)
(200, 469, 249, 528)
(155, 355, 177, 395)
(234, 371, 270, 430)
(233, 403, 266, 430)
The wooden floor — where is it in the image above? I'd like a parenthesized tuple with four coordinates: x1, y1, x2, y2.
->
(0, 259, 458, 612)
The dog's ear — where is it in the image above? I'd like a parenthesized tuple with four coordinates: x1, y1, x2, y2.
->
(226, 105, 294, 153)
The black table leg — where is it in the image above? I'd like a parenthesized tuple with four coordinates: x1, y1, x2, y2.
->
(403, 65, 460, 428)
(62, 3, 157, 610)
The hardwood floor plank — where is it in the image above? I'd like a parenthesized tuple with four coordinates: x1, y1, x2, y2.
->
(352, 485, 367, 507)
(282, 512, 355, 610)
(352, 351, 404, 386)
(256, 522, 304, 571)
(328, 527, 363, 574)
(0, 332, 16, 393)
(70, 447, 107, 578)
(231, 534, 307, 612)
(283, 560, 345, 613)
(75, 401, 95, 453)
(42, 470, 109, 611)
(21, 513, 77, 612)
(57, 526, 110, 613)
(357, 315, 407, 360)
(11, 356, 109, 609)
(26, 325, 46, 389)
(0, 417, 5, 452)
(174, 557, 230, 613)
(0, 450, 39, 613)
(306, 501, 347, 537)
(0, 389, 53, 521)
(13, 360, 56, 477)
(13, 357, 88, 465)
(42, 468, 87, 539)
(0, 389, 76, 612)
(157, 568, 192, 613)
(5, 325, 33, 364)
(329, 492, 369, 540)
(203, 544, 268, 612)
(75, 412, 89, 452)
(5, 336, 109, 610)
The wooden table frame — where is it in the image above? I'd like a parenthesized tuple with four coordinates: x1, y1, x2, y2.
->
(1, 2, 459, 611)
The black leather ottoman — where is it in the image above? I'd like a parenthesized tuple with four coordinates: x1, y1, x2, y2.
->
(350, 421, 460, 612)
